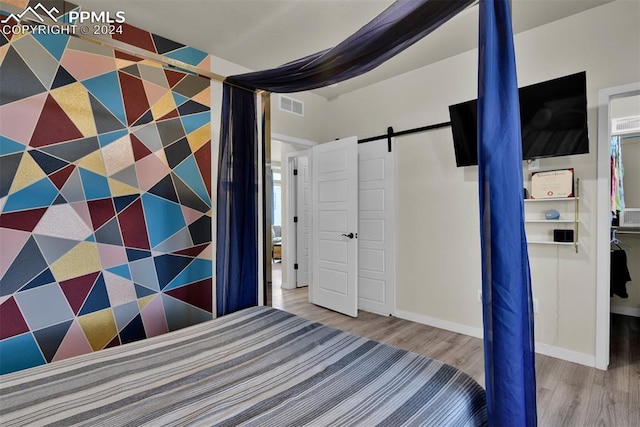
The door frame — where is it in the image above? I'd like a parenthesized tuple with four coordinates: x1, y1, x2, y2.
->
(283, 150, 310, 290)
(595, 82, 640, 370)
(272, 134, 316, 294)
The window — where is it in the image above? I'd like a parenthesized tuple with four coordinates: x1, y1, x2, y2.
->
(273, 170, 282, 226)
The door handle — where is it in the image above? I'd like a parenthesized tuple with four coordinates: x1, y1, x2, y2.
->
(341, 232, 355, 239)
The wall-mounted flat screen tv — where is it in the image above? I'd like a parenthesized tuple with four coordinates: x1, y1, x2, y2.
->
(449, 71, 589, 167)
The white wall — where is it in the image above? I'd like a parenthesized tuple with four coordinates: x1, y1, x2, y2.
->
(322, 0, 640, 362)
(210, 56, 330, 143)
(271, 93, 331, 143)
(611, 94, 640, 119)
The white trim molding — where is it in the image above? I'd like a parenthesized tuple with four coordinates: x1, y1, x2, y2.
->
(535, 343, 596, 368)
(272, 133, 318, 148)
(394, 310, 483, 339)
(610, 305, 640, 318)
(395, 310, 596, 368)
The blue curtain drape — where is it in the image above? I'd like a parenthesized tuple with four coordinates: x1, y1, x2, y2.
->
(477, 0, 537, 425)
(216, 0, 473, 316)
(216, 84, 258, 316)
(217, 1, 538, 422)
(226, 0, 475, 93)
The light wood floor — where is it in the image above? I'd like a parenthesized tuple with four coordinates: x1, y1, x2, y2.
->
(271, 285, 639, 426)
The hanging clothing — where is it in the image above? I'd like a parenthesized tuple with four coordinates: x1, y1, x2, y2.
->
(611, 249, 631, 298)
(610, 135, 625, 217)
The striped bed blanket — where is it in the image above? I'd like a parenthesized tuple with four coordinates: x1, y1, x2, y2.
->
(1, 306, 487, 426)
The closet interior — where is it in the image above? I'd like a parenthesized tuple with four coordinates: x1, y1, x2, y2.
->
(608, 94, 640, 368)
(609, 95, 640, 317)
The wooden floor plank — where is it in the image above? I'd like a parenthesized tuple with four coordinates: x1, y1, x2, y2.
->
(271, 283, 639, 424)
(539, 363, 595, 426)
(583, 384, 629, 427)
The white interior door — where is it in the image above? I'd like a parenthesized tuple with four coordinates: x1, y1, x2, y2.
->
(310, 136, 358, 317)
(296, 156, 311, 286)
(358, 140, 395, 315)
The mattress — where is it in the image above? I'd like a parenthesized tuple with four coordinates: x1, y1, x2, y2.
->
(0, 306, 487, 426)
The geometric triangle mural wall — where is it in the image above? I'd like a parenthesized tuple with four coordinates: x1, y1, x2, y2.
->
(0, 6, 213, 375)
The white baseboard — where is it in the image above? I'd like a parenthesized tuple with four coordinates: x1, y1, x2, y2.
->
(280, 281, 295, 290)
(610, 305, 640, 317)
(394, 309, 483, 339)
(534, 343, 596, 367)
(394, 309, 596, 368)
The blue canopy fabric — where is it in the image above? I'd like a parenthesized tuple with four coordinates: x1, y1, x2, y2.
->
(216, 84, 258, 316)
(216, 0, 538, 423)
(216, 0, 473, 316)
(477, 0, 538, 424)
(227, 0, 475, 93)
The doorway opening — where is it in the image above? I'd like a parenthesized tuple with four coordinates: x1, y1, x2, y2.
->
(595, 83, 640, 370)
(268, 136, 316, 298)
(272, 167, 282, 265)
(269, 135, 397, 318)
(282, 150, 311, 290)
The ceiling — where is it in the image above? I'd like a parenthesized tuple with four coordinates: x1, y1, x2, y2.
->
(73, 0, 613, 99)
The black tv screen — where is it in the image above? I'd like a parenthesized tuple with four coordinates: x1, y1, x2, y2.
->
(449, 71, 589, 167)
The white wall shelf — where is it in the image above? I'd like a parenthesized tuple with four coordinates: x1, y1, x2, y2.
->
(527, 240, 576, 246)
(524, 197, 579, 202)
(525, 219, 574, 223)
(524, 177, 580, 253)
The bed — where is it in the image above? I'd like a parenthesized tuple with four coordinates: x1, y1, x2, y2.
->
(1, 306, 487, 426)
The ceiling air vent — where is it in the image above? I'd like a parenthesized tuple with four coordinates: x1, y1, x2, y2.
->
(279, 95, 304, 117)
(612, 116, 640, 135)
